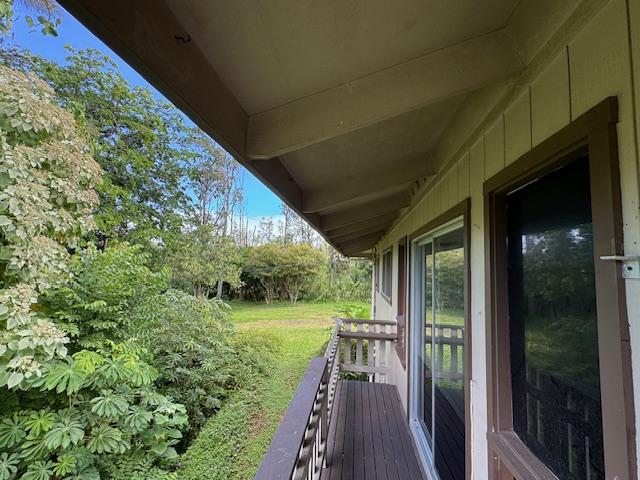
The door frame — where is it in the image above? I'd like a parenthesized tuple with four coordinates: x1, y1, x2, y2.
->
(407, 199, 471, 479)
(484, 96, 637, 479)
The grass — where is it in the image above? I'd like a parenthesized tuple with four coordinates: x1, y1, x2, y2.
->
(227, 300, 369, 323)
(178, 301, 369, 480)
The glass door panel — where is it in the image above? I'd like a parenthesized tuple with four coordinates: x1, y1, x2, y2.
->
(434, 229, 465, 480)
(412, 223, 465, 479)
(422, 242, 434, 440)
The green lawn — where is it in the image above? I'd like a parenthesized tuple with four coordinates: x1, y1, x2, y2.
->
(227, 300, 369, 323)
(179, 301, 369, 480)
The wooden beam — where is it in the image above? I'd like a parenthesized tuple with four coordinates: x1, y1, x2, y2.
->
(303, 158, 433, 213)
(251, 158, 302, 210)
(332, 223, 394, 243)
(320, 193, 409, 231)
(336, 231, 385, 251)
(342, 242, 377, 256)
(247, 30, 523, 159)
(327, 214, 397, 240)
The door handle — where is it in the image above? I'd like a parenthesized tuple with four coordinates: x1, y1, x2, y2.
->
(600, 255, 640, 279)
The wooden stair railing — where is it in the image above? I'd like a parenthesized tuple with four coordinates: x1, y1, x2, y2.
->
(254, 318, 395, 480)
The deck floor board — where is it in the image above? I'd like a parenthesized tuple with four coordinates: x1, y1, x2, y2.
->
(321, 380, 425, 480)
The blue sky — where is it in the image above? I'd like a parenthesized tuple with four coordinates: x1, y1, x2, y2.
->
(6, 3, 283, 219)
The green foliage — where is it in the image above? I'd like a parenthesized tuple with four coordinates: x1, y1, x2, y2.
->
(166, 226, 242, 298)
(337, 303, 370, 319)
(132, 289, 262, 447)
(0, 0, 59, 37)
(8, 47, 194, 249)
(243, 243, 325, 304)
(0, 62, 101, 388)
(179, 313, 329, 480)
(0, 63, 190, 479)
(0, 452, 19, 480)
(44, 242, 168, 348)
(307, 256, 372, 303)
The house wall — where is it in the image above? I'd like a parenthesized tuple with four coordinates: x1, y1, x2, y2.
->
(372, 0, 640, 477)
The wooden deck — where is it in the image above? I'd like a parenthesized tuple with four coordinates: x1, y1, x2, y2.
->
(321, 380, 425, 480)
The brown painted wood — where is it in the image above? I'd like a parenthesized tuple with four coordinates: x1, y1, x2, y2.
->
(327, 377, 348, 480)
(353, 381, 365, 480)
(338, 318, 397, 326)
(342, 381, 355, 479)
(361, 381, 377, 479)
(321, 381, 425, 480)
(386, 385, 425, 480)
(369, 382, 389, 480)
(255, 357, 327, 479)
(375, 382, 401, 480)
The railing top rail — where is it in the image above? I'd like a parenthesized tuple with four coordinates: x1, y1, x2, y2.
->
(335, 317, 396, 326)
(254, 356, 327, 480)
(338, 330, 397, 341)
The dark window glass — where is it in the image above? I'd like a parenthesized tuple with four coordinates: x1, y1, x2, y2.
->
(507, 157, 604, 479)
(382, 249, 393, 299)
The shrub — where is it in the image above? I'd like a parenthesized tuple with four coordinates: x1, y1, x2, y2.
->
(131, 289, 264, 448)
(0, 64, 186, 479)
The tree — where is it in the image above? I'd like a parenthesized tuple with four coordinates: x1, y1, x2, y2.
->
(0, 64, 188, 479)
(243, 244, 325, 304)
(167, 225, 243, 298)
(280, 244, 324, 303)
(0, 0, 60, 38)
(279, 203, 296, 245)
(243, 244, 284, 304)
(0, 64, 101, 388)
(257, 217, 275, 244)
(13, 47, 194, 249)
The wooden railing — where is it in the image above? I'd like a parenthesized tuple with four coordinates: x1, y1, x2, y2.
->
(337, 318, 397, 383)
(254, 318, 395, 480)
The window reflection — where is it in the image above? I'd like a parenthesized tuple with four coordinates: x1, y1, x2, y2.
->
(420, 228, 465, 480)
(507, 157, 604, 479)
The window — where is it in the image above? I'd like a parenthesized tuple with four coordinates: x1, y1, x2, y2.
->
(381, 248, 392, 301)
(485, 98, 636, 480)
(374, 253, 380, 291)
(508, 157, 603, 478)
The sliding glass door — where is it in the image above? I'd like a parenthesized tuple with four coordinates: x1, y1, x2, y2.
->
(410, 219, 466, 480)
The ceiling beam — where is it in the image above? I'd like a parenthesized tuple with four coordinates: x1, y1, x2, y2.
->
(327, 213, 397, 240)
(303, 158, 434, 213)
(320, 193, 409, 231)
(340, 236, 385, 256)
(331, 222, 393, 244)
(59, 0, 248, 160)
(247, 30, 523, 159)
(336, 231, 385, 250)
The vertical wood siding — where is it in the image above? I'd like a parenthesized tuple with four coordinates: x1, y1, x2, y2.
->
(372, 0, 640, 477)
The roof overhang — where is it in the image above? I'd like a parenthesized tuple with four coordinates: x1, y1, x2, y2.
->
(56, 0, 573, 255)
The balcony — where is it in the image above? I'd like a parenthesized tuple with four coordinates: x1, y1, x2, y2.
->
(254, 319, 426, 480)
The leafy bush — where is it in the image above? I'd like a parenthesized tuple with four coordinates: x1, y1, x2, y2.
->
(131, 289, 264, 447)
(0, 64, 188, 479)
(337, 303, 370, 319)
(242, 243, 324, 304)
(44, 243, 169, 349)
